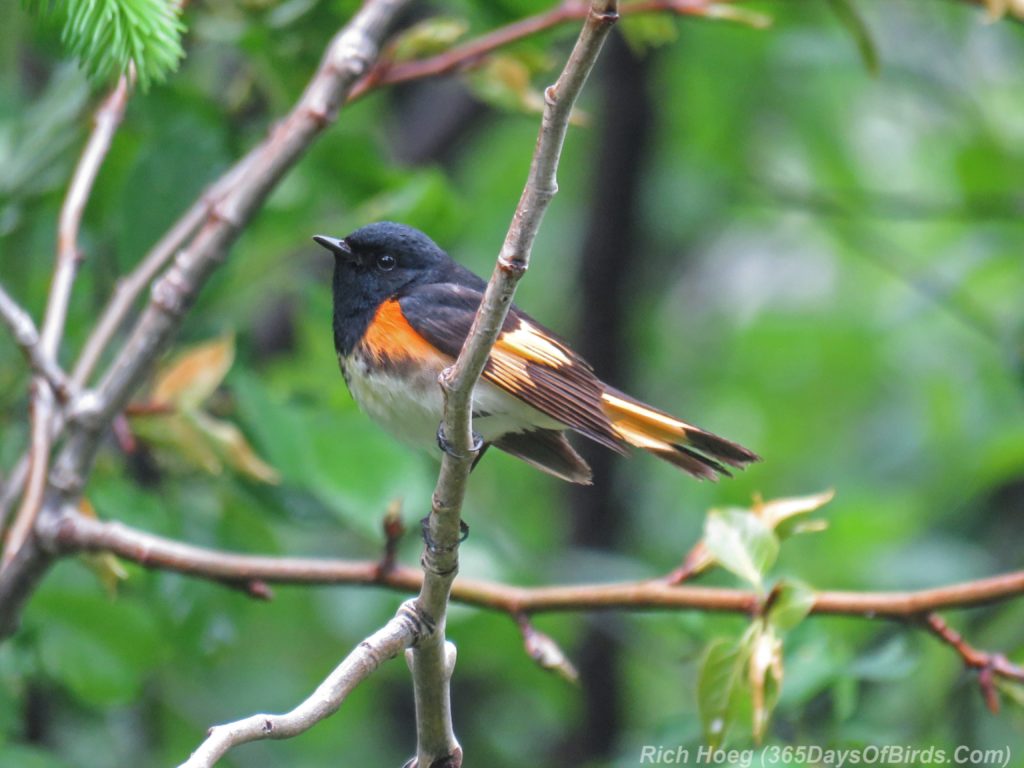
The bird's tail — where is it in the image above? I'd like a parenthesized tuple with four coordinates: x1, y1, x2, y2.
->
(600, 387, 760, 480)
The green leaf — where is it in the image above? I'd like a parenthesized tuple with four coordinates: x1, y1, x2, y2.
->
(24, 0, 185, 88)
(30, 587, 164, 707)
(389, 17, 469, 62)
(620, 15, 678, 54)
(755, 489, 834, 541)
(696, 637, 749, 748)
(848, 637, 916, 682)
(466, 54, 544, 116)
(767, 580, 816, 632)
(826, 0, 879, 75)
(703, 508, 779, 589)
(996, 679, 1024, 709)
(231, 371, 432, 537)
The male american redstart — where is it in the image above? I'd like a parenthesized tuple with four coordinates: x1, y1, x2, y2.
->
(314, 222, 759, 484)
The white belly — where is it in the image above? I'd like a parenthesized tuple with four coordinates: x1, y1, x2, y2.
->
(340, 355, 560, 451)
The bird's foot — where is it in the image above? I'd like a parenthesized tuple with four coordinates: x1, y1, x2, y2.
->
(419, 515, 470, 554)
(436, 423, 484, 460)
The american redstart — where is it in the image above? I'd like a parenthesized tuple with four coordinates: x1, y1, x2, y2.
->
(314, 222, 759, 484)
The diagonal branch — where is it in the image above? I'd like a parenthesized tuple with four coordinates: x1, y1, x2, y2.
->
(46, 0, 411, 505)
(179, 603, 423, 768)
(0, 285, 75, 404)
(0, 0, 414, 645)
(407, 2, 620, 765)
(923, 613, 1024, 712)
(70, 153, 259, 389)
(2, 73, 132, 569)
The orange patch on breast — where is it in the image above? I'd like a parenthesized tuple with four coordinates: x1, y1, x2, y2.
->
(359, 299, 450, 366)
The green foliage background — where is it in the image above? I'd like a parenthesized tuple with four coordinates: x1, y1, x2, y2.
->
(1, 0, 1023, 765)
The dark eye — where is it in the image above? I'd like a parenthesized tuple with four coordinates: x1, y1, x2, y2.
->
(376, 254, 396, 272)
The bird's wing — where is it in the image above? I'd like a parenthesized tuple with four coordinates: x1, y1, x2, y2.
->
(398, 282, 760, 480)
(397, 282, 625, 451)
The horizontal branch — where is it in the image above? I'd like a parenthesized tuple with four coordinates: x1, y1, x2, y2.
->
(58, 512, 1024, 619)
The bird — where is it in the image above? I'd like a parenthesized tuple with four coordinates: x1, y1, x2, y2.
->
(314, 222, 759, 485)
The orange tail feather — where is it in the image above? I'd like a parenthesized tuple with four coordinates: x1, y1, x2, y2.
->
(601, 388, 760, 480)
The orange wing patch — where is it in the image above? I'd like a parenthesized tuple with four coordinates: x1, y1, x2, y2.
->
(484, 325, 624, 451)
(495, 321, 573, 368)
(359, 299, 451, 367)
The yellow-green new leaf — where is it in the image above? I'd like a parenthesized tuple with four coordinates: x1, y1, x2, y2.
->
(389, 17, 469, 62)
(755, 489, 834, 541)
(703, 508, 779, 589)
(996, 679, 1024, 709)
(768, 581, 817, 633)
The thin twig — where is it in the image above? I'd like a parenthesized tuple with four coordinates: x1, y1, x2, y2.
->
(405, 3, 620, 765)
(347, 0, 750, 103)
(0, 156, 256, 534)
(0, 457, 26, 534)
(2, 74, 132, 569)
(0, 285, 75, 402)
(923, 613, 1024, 712)
(46, 1, 410, 507)
(0, 0, 413, 648)
(179, 604, 422, 768)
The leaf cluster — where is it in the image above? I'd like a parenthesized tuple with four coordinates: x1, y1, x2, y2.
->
(23, 0, 184, 88)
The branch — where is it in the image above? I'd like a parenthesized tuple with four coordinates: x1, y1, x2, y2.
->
(52, 511, 1024, 619)
(46, 0, 411, 507)
(405, 2, 619, 765)
(179, 604, 423, 768)
(0, 122, 259, 537)
(70, 153, 258, 388)
(45, 509, 1024, 703)
(2, 73, 131, 569)
(923, 613, 1024, 712)
(348, 0, 761, 103)
(0, 285, 75, 403)
(0, 0, 414, 645)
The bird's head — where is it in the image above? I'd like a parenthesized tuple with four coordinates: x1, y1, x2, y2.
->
(314, 221, 450, 302)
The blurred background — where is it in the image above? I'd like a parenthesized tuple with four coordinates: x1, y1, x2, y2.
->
(1, 0, 1023, 765)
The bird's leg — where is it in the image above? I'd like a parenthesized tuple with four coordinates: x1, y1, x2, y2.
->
(470, 443, 489, 472)
(427, 421, 480, 553)
(435, 422, 484, 461)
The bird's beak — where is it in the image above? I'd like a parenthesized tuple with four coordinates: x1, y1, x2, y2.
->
(312, 235, 354, 260)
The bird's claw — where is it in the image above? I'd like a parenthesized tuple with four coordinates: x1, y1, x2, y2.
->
(436, 423, 484, 460)
(419, 515, 470, 554)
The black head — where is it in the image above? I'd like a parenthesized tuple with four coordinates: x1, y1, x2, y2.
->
(315, 221, 453, 297)
(316, 222, 456, 355)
